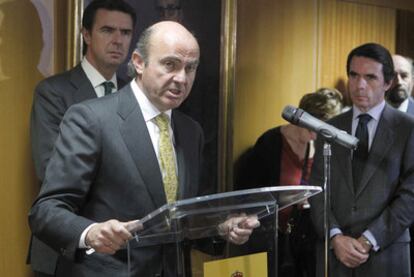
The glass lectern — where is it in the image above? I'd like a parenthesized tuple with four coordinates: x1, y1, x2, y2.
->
(124, 185, 322, 277)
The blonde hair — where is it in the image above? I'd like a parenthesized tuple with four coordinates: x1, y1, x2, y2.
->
(299, 88, 343, 121)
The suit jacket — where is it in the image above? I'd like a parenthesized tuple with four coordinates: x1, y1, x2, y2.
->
(29, 85, 204, 277)
(29, 64, 126, 274)
(310, 105, 414, 277)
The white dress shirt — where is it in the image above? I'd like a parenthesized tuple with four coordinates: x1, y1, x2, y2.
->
(81, 58, 118, 97)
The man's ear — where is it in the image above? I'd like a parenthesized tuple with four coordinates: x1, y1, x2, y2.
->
(82, 28, 91, 46)
(132, 51, 145, 75)
(384, 78, 393, 91)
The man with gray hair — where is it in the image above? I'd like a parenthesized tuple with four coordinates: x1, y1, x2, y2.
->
(386, 54, 414, 115)
(29, 21, 259, 277)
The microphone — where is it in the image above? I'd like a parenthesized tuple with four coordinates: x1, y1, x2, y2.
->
(282, 105, 358, 150)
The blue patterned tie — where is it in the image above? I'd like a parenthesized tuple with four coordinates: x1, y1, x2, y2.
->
(154, 113, 178, 203)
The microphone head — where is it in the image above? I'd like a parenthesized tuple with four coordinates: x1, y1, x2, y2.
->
(282, 105, 297, 122)
(282, 105, 303, 124)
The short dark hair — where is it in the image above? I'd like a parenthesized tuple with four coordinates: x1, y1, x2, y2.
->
(346, 43, 395, 84)
(82, 0, 137, 55)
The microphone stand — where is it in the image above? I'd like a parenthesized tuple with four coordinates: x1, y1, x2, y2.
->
(323, 142, 331, 277)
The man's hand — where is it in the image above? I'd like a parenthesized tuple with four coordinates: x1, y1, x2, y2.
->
(331, 234, 369, 268)
(217, 214, 260, 245)
(357, 235, 373, 253)
(85, 219, 142, 254)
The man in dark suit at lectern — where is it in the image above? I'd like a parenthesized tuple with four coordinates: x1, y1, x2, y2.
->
(29, 21, 259, 277)
(28, 1, 136, 276)
(310, 43, 414, 277)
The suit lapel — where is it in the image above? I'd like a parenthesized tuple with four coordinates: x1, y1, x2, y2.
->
(117, 85, 166, 208)
(334, 110, 354, 194)
(355, 105, 394, 197)
(70, 65, 97, 103)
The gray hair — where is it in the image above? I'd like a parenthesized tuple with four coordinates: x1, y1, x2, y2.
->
(127, 26, 155, 78)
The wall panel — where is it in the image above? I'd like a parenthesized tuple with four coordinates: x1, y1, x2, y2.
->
(318, 0, 395, 104)
(234, 0, 318, 161)
(0, 1, 67, 276)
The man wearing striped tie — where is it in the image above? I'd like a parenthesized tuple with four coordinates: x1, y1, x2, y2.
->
(28, 1, 136, 276)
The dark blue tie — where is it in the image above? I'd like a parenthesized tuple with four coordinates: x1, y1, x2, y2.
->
(352, 114, 372, 190)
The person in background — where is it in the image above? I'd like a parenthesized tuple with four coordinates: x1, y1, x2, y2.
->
(28, 1, 136, 276)
(235, 87, 343, 277)
(29, 21, 259, 277)
(386, 54, 414, 276)
(385, 54, 414, 114)
(310, 43, 414, 277)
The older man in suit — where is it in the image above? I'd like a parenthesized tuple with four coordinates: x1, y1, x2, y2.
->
(28, 1, 136, 276)
(310, 43, 414, 277)
(386, 54, 414, 115)
(29, 21, 258, 277)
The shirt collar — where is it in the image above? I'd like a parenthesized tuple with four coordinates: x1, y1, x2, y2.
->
(397, 98, 409, 113)
(81, 57, 117, 89)
(352, 100, 385, 122)
(130, 80, 172, 123)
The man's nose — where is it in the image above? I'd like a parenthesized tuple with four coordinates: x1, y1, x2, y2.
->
(356, 76, 367, 89)
(396, 74, 403, 84)
(173, 68, 186, 83)
(112, 30, 123, 44)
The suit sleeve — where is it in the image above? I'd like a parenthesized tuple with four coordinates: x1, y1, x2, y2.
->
(30, 80, 67, 182)
(368, 127, 414, 248)
(29, 103, 99, 260)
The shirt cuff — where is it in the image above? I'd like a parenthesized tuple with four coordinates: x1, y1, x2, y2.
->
(330, 228, 342, 239)
(79, 223, 97, 249)
(362, 230, 379, 251)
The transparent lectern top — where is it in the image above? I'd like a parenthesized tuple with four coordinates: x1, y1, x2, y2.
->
(128, 185, 321, 247)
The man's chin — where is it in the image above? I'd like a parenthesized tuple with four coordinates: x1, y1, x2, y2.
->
(387, 90, 408, 103)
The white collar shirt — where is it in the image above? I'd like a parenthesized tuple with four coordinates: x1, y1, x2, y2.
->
(81, 57, 118, 97)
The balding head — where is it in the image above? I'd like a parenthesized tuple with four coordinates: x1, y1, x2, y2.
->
(386, 54, 414, 108)
(128, 21, 199, 76)
(130, 21, 200, 111)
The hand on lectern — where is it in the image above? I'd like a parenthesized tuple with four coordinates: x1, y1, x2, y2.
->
(217, 214, 260, 245)
(85, 219, 142, 254)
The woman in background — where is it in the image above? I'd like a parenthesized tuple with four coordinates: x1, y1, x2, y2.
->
(235, 88, 343, 277)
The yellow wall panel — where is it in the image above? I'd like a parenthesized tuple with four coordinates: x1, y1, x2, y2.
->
(234, 0, 318, 160)
(0, 1, 67, 276)
(318, 0, 395, 104)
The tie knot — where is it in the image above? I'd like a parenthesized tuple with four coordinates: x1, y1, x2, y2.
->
(358, 114, 372, 125)
(102, 81, 114, 95)
(154, 113, 169, 131)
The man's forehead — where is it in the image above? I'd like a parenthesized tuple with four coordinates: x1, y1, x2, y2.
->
(350, 56, 383, 70)
(394, 58, 412, 72)
(93, 9, 133, 28)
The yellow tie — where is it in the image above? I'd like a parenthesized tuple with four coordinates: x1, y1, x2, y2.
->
(154, 113, 178, 203)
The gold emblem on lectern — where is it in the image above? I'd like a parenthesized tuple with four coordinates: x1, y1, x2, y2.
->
(231, 271, 243, 277)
